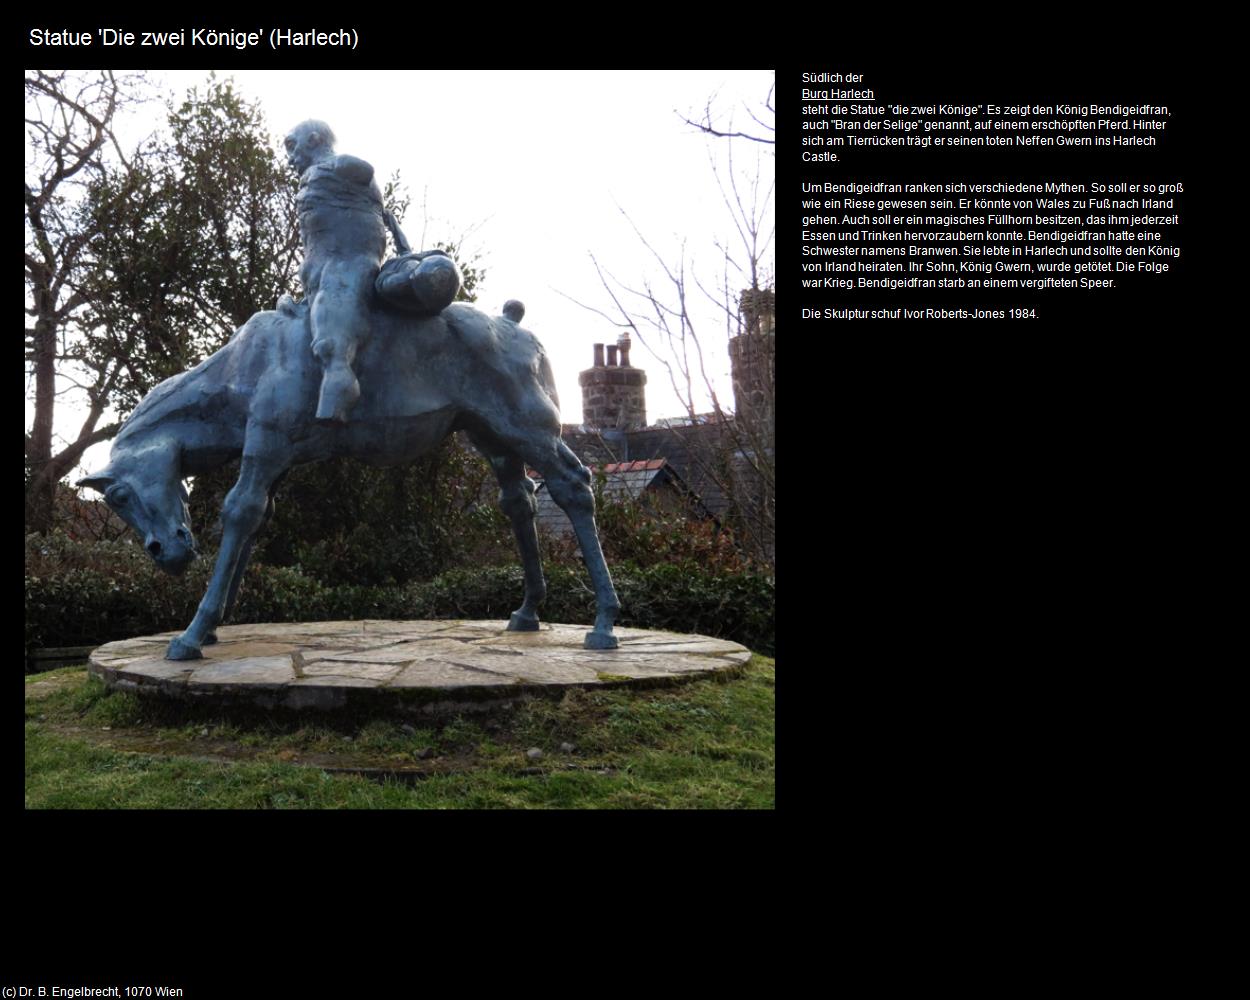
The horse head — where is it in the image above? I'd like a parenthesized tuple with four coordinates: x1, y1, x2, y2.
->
(79, 439, 198, 575)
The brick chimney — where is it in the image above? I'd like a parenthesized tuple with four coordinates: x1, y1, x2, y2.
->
(579, 333, 647, 430)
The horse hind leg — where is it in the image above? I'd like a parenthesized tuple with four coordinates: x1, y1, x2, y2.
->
(527, 446, 620, 650)
(477, 445, 547, 631)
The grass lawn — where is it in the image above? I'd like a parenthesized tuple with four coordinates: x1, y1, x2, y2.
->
(24, 655, 774, 809)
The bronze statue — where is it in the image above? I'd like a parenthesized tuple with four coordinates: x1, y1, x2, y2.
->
(80, 123, 622, 657)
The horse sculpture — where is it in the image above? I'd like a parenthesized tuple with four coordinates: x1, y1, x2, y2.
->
(79, 298, 622, 660)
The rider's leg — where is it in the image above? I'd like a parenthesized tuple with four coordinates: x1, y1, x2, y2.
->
(310, 263, 373, 422)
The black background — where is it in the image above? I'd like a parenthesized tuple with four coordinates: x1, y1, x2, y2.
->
(22, 22, 1217, 955)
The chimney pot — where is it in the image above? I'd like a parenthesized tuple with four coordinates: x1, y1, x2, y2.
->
(593, 344, 605, 367)
(606, 345, 619, 366)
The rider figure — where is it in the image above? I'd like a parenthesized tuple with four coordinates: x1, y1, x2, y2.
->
(283, 120, 410, 422)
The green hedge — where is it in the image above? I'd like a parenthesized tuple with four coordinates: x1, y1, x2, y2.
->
(26, 535, 774, 663)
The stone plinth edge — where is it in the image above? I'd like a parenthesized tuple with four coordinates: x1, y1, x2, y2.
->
(87, 620, 752, 714)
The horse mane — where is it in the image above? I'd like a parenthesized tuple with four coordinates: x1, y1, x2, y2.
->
(114, 333, 243, 447)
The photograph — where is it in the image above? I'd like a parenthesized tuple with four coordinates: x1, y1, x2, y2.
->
(25, 66, 777, 811)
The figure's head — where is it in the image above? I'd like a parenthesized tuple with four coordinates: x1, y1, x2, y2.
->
(284, 119, 336, 175)
(79, 454, 198, 576)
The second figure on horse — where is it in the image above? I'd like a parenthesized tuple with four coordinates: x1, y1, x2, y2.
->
(282, 119, 462, 423)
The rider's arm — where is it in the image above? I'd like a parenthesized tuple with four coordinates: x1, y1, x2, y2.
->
(384, 211, 411, 255)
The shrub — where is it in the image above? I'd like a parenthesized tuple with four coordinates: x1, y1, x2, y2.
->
(403, 565, 598, 624)
(614, 562, 775, 655)
(26, 533, 774, 665)
(26, 533, 199, 657)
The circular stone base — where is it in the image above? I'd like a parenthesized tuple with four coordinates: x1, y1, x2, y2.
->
(88, 620, 752, 713)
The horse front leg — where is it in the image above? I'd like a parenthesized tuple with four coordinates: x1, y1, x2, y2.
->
(202, 493, 277, 646)
(167, 458, 285, 660)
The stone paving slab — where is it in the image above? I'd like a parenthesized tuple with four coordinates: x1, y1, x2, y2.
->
(391, 660, 535, 688)
(291, 674, 385, 688)
(301, 659, 406, 681)
(188, 656, 297, 686)
(119, 659, 197, 683)
(88, 621, 752, 712)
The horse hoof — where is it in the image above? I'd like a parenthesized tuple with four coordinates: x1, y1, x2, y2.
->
(507, 611, 540, 632)
(203, 632, 218, 646)
(166, 637, 203, 661)
(584, 630, 618, 650)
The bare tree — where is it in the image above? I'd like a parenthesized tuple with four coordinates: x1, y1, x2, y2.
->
(568, 83, 775, 568)
(25, 73, 313, 535)
(25, 70, 148, 534)
(678, 81, 775, 146)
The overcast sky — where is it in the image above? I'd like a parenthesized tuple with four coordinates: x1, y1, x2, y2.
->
(28, 68, 775, 482)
